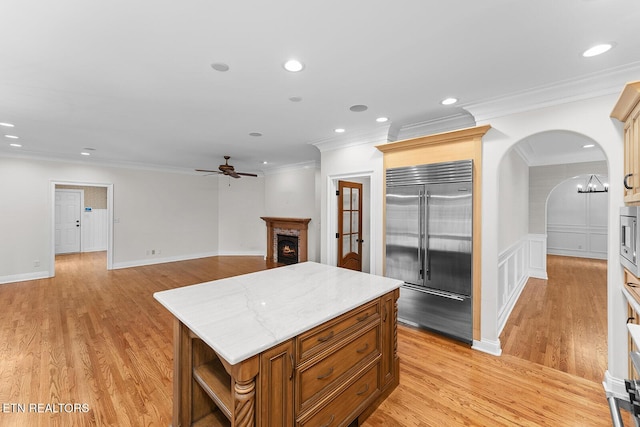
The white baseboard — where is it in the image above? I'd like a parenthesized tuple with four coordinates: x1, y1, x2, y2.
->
(603, 370, 629, 401)
(216, 251, 266, 257)
(472, 338, 502, 356)
(0, 271, 50, 285)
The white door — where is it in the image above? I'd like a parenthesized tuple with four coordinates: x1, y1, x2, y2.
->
(55, 190, 82, 254)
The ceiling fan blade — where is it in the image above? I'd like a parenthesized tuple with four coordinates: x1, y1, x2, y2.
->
(195, 169, 221, 173)
(227, 171, 241, 178)
(236, 172, 258, 177)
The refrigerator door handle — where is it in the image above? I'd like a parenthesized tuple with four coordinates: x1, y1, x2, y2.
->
(425, 192, 431, 281)
(418, 189, 424, 280)
(402, 283, 466, 301)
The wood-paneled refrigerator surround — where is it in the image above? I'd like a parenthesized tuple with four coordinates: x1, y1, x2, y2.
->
(376, 125, 490, 342)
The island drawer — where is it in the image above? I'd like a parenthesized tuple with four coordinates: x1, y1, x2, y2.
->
(297, 323, 379, 411)
(296, 362, 380, 427)
(297, 299, 379, 362)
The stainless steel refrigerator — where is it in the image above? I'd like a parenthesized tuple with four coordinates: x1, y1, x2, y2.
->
(385, 160, 473, 343)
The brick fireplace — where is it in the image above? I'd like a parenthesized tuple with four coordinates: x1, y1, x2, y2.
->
(261, 217, 311, 264)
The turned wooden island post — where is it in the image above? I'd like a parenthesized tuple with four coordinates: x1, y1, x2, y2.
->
(154, 262, 402, 427)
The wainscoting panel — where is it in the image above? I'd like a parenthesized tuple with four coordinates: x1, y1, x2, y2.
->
(497, 234, 548, 334)
(547, 224, 607, 260)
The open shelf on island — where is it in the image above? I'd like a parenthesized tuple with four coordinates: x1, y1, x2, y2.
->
(193, 356, 233, 422)
(192, 410, 230, 427)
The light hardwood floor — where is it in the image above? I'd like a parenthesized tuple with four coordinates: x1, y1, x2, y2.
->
(0, 253, 619, 426)
(499, 255, 608, 383)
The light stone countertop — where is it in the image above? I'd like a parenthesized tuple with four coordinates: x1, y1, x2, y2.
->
(154, 261, 402, 365)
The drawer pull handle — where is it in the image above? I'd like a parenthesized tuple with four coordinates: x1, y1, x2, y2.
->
(625, 173, 634, 190)
(357, 313, 370, 321)
(356, 383, 369, 396)
(356, 343, 369, 354)
(317, 367, 334, 380)
(289, 353, 294, 380)
(320, 414, 335, 427)
(317, 331, 334, 343)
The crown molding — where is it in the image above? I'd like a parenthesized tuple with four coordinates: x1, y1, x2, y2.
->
(0, 151, 204, 175)
(463, 62, 640, 123)
(394, 111, 476, 141)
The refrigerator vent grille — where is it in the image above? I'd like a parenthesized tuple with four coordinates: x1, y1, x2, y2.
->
(386, 160, 473, 186)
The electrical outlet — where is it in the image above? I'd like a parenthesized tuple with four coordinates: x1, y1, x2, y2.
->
(152, 249, 156, 255)
(34, 260, 40, 267)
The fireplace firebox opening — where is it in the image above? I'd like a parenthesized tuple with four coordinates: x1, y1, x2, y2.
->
(277, 234, 299, 265)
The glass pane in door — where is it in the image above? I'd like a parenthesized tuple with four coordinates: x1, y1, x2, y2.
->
(343, 212, 351, 235)
(342, 235, 351, 257)
(342, 188, 351, 210)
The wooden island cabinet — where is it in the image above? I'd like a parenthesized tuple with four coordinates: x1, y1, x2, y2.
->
(154, 262, 401, 427)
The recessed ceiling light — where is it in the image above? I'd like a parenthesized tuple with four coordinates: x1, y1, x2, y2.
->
(334, 128, 346, 133)
(582, 43, 613, 57)
(583, 144, 595, 148)
(81, 152, 91, 156)
(441, 97, 458, 105)
(9, 143, 22, 148)
(211, 62, 230, 72)
(283, 59, 304, 72)
(349, 104, 368, 112)
(249, 132, 263, 137)
(4, 134, 19, 139)
(376, 117, 389, 123)
(289, 96, 303, 102)
(263, 161, 268, 165)
(0, 122, 14, 127)
(83, 147, 96, 151)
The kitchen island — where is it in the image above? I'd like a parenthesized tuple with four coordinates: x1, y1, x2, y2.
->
(154, 261, 402, 427)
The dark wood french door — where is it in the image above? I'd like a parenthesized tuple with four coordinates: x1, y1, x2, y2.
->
(337, 180, 363, 271)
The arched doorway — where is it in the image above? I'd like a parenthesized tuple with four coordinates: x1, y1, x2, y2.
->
(497, 130, 609, 381)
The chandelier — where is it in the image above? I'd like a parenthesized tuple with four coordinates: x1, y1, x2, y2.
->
(577, 174, 608, 194)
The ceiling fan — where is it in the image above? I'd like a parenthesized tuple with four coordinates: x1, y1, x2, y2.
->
(196, 155, 258, 178)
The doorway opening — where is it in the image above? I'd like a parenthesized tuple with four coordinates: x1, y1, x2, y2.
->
(327, 173, 374, 273)
(50, 181, 114, 277)
(497, 130, 609, 381)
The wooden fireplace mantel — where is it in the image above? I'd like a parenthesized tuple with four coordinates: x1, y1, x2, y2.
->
(261, 217, 311, 263)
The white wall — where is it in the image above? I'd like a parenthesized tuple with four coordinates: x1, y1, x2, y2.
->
(0, 156, 219, 281)
(264, 165, 320, 262)
(498, 148, 529, 251)
(217, 175, 265, 256)
(547, 175, 608, 259)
